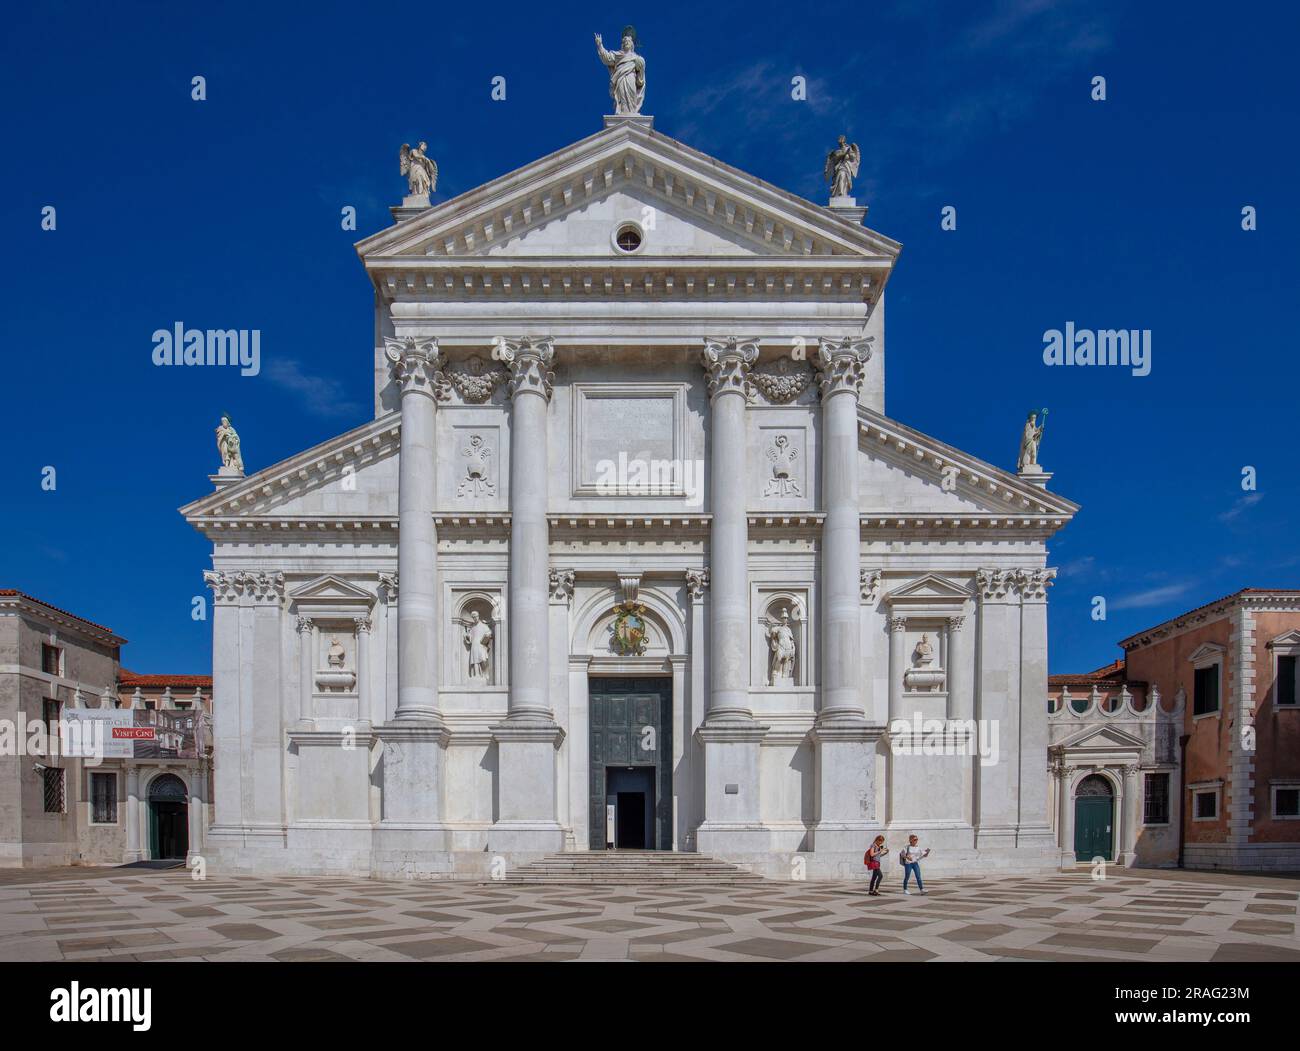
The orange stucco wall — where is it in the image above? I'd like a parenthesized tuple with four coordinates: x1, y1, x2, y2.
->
(1248, 612, 1300, 843)
(1125, 619, 1232, 845)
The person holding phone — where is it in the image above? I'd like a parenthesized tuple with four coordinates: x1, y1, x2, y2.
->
(864, 835, 888, 895)
(901, 834, 930, 895)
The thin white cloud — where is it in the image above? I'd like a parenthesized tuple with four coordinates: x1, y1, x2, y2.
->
(1218, 492, 1263, 522)
(265, 358, 364, 419)
(1111, 581, 1198, 612)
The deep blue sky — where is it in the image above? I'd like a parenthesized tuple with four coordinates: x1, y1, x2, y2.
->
(2, 1, 1296, 675)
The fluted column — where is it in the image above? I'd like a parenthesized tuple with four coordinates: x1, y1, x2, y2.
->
(701, 337, 758, 722)
(1017, 568, 1056, 848)
(386, 336, 444, 722)
(499, 337, 556, 722)
(695, 339, 767, 855)
(489, 337, 564, 850)
(815, 337, 872, 722)
(296, 616, 313, 724)
(947, 615, 969, 721)
(887, 615, 907, 724)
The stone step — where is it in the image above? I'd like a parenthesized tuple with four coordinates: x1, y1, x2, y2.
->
(486, 851, 766, 885)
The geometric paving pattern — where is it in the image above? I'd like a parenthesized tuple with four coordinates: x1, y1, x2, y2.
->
(1, 865, 1296, 962)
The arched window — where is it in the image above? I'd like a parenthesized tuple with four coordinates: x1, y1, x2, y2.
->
(148, 773, 187, 803)
(1076, 773, 1113, 798)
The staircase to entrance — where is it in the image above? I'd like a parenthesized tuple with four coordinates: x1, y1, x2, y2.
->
(491, 851, 766, 885)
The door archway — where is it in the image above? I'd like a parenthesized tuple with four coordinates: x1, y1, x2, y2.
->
(148, 773, 189, 860)
(1073, 773, 1114, 862)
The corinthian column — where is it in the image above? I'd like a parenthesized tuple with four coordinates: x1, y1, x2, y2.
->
(490, 337, 564, 853)
(499, 337, 557, 723)
(701, 336, 758, 723)
(808, 336, 881, 869)
(386, 336, 444, 722)
(815, 336, 872, 722)
(695, 338, 768, 860)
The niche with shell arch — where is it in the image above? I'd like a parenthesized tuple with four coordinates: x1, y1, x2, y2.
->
(453, 592, 502, 686)
(754, 591, 808, 688)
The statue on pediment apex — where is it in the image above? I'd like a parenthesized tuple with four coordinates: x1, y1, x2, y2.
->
(825, 135, 860, 199)
(215, 415, 243, 474)
(1017, 408, 1047, 472)
(595, 26, 646, 115)
(399, 141, 438, 198)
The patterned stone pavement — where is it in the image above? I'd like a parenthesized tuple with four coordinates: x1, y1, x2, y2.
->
(0, 865, 1296, 963)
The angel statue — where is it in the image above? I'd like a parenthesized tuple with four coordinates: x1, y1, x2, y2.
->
(460, 609, 494, 682)
(1017, 408, 1047, 472)
(761, 608, 799, 686)
(764, 434, 802, 497)
(824, 135, 860, 199)
(595, 26, 646, 115)
(215, 414, 243, 473)
(399, 141, 438, 199)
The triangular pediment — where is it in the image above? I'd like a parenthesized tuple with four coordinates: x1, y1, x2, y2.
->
(883, 574, 971, 607)
(356, 121, 901, 264)
(1057, 724, 1149, 751)
(1269, 629, 1300, 648)
(1188, 642, 1226, 665)
(179, 414, 400, 531)
(857, 407, 1079, 525)
(288, 575, 374, 603)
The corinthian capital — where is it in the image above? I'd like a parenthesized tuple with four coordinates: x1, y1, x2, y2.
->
(494, 336, 556, 400)
(384, 336, 445, 398)
(814, 336, 874, 398)
(701, 337, 759, 400)
(1016, 567, 1057, 602)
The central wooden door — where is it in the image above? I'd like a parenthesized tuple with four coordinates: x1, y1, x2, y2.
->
(589, 677, 672, 850)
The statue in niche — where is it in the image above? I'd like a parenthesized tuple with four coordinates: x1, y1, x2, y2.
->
(762, 608, 798, 686)
(457, 434, 495, 497)
(824, 135, 860, 199)
(764, 434, 802, 497)
(327, 637, 347, 668)
(399, 141, 438, 198)
(912, 633, 934, 667)
(594, 26, 645, 115)
(215, 415, 243, 473)
(1017, 408, 1047, 472)
(461, 609, 494, 681)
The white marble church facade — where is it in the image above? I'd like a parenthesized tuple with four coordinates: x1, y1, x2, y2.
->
(181, 116, 1078, 879)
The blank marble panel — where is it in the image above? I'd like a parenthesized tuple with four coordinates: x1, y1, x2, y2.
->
(572, 384, 686, 497)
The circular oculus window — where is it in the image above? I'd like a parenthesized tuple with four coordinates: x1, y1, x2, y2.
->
(613, 221, 644, 253)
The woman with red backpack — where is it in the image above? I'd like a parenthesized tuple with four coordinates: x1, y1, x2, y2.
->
(864, 835, 888, 895)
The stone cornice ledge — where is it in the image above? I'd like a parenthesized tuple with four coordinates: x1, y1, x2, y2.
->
(374, 724, 451, 745)
(287, 729, 378, 747)
(490, 718, 566, 747)
(696, 721, 770, 744)
(812, 718, 886, 743)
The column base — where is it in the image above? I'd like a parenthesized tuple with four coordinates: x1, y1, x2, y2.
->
(813, 716, 883, 850)
(375, 723, 449, 825)
(696, 719, 767, 834)
(492, 716, 565, 829)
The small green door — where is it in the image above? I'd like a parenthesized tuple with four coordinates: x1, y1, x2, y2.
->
(1074, 775, 1114, 862)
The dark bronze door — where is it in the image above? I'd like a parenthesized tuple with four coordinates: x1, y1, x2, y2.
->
(589, 677, 672, 850)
